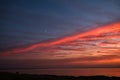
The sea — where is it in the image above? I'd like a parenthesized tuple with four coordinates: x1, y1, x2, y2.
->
(0, 68, 120, 77)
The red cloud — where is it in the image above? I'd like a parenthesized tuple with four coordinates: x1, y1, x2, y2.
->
(0, 22, 120, 56)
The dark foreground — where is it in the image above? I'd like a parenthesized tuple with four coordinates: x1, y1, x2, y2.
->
(0, 72, 120, 80)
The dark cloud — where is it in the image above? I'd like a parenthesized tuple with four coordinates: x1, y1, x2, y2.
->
(0, 55, 120, 68)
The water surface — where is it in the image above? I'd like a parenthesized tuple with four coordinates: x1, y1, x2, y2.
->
(0, 68, 120, 77)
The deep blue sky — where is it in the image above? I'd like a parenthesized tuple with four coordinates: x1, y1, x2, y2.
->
(0, 0, 120, 50)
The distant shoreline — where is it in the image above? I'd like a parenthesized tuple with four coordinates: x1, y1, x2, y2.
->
(1, 68, 120, 77)
(0, 72, 120, 80)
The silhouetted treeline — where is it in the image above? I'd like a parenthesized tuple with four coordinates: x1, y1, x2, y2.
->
(0, 72, 120, 80)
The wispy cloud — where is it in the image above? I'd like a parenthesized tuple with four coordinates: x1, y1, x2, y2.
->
(0, 22, 120, 58)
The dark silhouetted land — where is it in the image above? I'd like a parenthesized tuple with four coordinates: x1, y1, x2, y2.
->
(0, 72, 120, 80)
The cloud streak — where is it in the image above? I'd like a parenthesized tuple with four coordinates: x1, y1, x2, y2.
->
(0, 22, 120, 56)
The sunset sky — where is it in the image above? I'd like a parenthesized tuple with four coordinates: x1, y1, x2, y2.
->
(0, 0, 120, 69)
